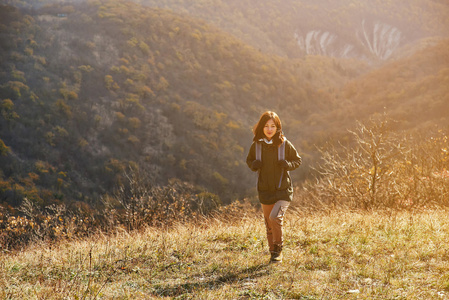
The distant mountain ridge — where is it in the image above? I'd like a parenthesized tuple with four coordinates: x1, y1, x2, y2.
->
(137, 0, 449, 63)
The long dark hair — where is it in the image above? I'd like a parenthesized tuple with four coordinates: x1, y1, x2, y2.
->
(252, 111, 285, 147)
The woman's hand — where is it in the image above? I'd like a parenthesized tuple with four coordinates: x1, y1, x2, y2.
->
(278, 160, 291, 169)
(252, 160, 262, 170)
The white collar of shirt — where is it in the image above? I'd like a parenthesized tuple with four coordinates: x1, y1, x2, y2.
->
(258, 138, 273, 144)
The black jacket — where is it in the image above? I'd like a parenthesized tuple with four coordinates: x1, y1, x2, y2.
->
(246, 139, 302, 204)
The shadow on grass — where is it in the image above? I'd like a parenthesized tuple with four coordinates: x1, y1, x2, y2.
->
(151, 263, 270, 297)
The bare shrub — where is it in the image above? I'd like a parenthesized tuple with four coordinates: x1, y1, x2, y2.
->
(101, 165, 222, 230)
(0, 166, 222, 250)
(0, 198, 96, 250)
(401, 129, 449, 207)
(300, 115, 449, 210)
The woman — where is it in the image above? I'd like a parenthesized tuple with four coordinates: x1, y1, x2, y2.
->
(246, 111, 302, 263)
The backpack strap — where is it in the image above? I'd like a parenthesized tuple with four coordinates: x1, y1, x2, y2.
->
(255, 142, 262, 161)
(277, 140, 286, 189)
(278, 140, 286, 161)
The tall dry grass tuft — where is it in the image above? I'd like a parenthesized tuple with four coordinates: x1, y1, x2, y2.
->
(2, 205, 449, 299)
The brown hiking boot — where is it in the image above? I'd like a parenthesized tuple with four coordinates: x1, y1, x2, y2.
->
(270, 244, 283, 263)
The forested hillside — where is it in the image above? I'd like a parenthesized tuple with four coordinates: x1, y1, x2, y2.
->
(0, 0, 448, 217)
(0, 0, 335, 212)
(339, 39, 449, 129)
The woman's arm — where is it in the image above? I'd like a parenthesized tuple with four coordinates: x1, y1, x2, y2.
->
(246, 142, 260, 171)
(283, 140, 302, 171)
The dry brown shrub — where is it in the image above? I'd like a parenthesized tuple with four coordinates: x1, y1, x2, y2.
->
(299, 115, 449, 210)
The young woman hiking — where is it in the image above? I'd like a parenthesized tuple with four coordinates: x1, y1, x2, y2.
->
(246, 111, 302, 263)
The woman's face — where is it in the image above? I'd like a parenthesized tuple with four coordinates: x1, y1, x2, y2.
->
(263, 119, 277, 140)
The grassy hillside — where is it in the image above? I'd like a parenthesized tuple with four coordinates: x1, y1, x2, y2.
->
(2, 205, 449, 299)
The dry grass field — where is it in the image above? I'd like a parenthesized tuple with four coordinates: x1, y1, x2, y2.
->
(2, 204, 449, 299)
